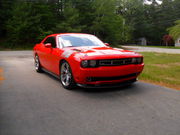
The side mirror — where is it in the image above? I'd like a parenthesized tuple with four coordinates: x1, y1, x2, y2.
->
(104, 43, 110, 46)
(45, 43, 52, 48)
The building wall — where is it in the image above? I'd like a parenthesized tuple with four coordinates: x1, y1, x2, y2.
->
(175, 37, 180, 47)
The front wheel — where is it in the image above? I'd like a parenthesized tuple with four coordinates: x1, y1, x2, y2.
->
(60, 61, 76, 90)
(34, 55, 43, 73)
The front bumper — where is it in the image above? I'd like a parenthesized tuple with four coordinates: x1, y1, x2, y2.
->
(73, 63, 144, 85)
(77, 78, 137, 88)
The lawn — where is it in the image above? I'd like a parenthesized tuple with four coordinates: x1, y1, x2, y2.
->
(139, 52, 180, 90)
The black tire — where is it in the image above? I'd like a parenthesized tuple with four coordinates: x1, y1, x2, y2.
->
(34, 55, 43, 73)
(60, 61, 76, 90)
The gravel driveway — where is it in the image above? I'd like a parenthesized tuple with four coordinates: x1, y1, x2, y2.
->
(122, 46, 180, 54)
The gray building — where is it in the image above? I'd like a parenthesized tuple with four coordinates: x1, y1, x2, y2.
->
(175, 37, 180, 47)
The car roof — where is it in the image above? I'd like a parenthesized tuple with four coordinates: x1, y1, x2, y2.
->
(48, 33, 93, 37)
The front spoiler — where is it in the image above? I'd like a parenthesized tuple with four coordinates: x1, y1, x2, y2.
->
(76, 78, 137, 88)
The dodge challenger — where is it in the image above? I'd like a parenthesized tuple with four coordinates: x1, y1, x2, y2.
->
(33, 33, 144, 89)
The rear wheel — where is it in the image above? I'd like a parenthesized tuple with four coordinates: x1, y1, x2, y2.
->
(34, 55, 43, 73)
(60, 61, 76, 89)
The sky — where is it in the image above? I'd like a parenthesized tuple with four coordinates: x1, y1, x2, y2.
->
(144, 0, 163, 5)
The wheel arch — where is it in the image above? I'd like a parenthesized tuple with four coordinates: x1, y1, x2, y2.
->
(34, 52, 38, 57)
(59, 59, 66, 75)
(59, 59, 66, 67)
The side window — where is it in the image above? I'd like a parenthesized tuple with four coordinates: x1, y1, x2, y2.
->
(44, 37, 51, 44)
(43, 37, 57, 48)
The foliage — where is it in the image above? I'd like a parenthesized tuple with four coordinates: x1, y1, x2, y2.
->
(90, 0, 131, 44)
(167, 20, 180, 40)
(0, 0, 15, 37)
(162, 35, 174, 46)
(53, 2, 83, 33)
(1, 0, 180, 48)
(117, 0, 180, 45)
(6, 1, 55, 47)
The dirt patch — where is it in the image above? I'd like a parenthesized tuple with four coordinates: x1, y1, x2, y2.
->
(0, 68, 4, 81)
(172, 62, 180, 66)
(150, 62, 180, 68)
(164, 77, 177, 81)
(151, 64, 170, 68)
(140, 80, 180, 91)
(154, 53, 162, 56)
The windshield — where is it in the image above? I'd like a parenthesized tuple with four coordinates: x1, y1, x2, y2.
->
(58, 34, 105, 47)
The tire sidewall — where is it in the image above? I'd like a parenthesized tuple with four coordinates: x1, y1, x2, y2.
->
(60, 61, 76, 89)
(35, 55, 42, 72)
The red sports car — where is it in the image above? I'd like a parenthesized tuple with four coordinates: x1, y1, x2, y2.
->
(33, 33, 144, 89)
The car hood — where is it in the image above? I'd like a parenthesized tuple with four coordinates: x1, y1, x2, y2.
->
(63, 46, 142, 60)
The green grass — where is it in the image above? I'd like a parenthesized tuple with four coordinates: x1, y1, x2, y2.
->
(139, 52, 180, 90)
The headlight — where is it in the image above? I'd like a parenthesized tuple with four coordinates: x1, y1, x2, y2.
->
(81, 60, 98, 68)
(136, 57, 143, 64)
(81, 60, 88, 67)
(132, 57, 143, 64)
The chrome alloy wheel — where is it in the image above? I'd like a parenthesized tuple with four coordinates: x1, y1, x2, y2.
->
(35, 55, 39, 70)
(60, 62, 72, 86)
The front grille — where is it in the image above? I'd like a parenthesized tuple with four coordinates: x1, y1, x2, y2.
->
(87, 73, 138, 82)
(99, 58, 133, 66)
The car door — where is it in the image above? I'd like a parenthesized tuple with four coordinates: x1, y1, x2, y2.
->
(48, 36, 63, 75)
(40, 36, 55, 71)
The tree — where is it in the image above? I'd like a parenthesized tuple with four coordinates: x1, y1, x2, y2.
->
(117, 0, 150, 43)
(6, 1, 56, 47)
(167, 20, 180, 40)
(117, 0, 179, 45)
(2, 0, 179, 48)
(0, 0, 15, 37)
(162, 35, 174, 46)
(54, 2, 83, 33)
(89, 0, 131, 44)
